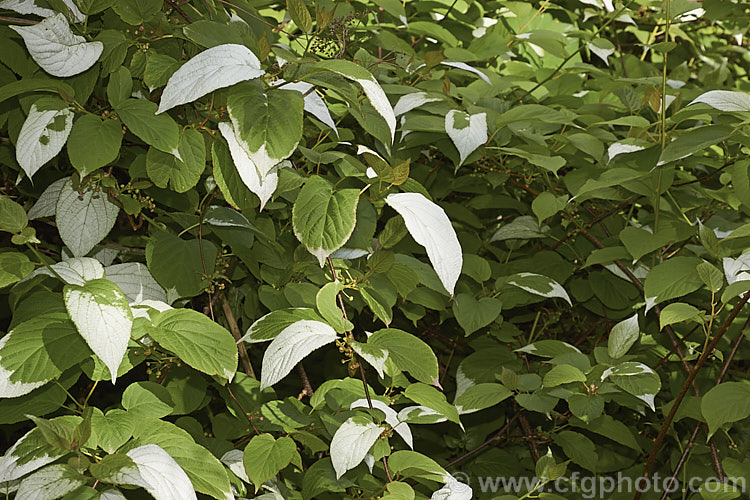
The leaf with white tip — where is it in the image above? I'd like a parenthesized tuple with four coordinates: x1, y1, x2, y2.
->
(64, 279, 133, 383)
(349, 341, 388, 379)
(220, 449, 250, 483)
(607, 143, 645, 162)
(218, 121, 278, 210)
(126, 444, 197, 500)
(689, 90, 750, 112)
(15, 98, 74, 180)
(431, 476, 473, 500)
(56, 178, 120, 257)
(330, 416, 384, 479)
(292, 175, 360, 266)
(393, 92, 441, 116)
(441, 62, 491, 84)
(15, 464, 86, 500)
(506, 272, 572, 306)
(445, 110, 487, 166)
(0, 332, 48, 399)
(27, 177, 68, 220)
(0, 428, 67, 483)
(310, 60, 396, 144)
(351, 399, 412, 449)
(105, 262, 168, 303)
(157, 44, 264, 114)
(0, 0, 54, 17)
(227, 84, 303, 180)
(10, 14, 103, 77)
(276, 80, 338, 136)
(260, 320, 338, 390)
(385, 193, 462, 295)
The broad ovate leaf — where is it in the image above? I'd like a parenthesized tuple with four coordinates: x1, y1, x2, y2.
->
(311, 60, 396, 143)
(126, 444, 197, 500)
(0, 428, 67, 483)
(385, 193, 462, 295)
(260, 320, 338, 390)
(292, 175, 360, 266)
(330, 415, 384, 479)
(105, 262, 169, 303)
(608, 314, 639, 359)
(689, 90, 750, 112)
(10, 13, 103, 77)
(0, 333, 47, 398)
(15, 98, 74, 179)
(218, 121, 278, 210)
(64, 279, 133, 383)
(56, 178, 120, 257)
(157, 44, 264, 114)
(227, 83, 304, 180)
(445, 110, 487, 166)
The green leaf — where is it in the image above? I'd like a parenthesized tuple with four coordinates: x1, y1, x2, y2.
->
(608, 314, 640, 359)
(368, 328, 439, 386)
(316, 281, 348, 333)
(67, 115, 123, 176)
(0, 197, 28, 233)
(659, 302, 702, 330)
(644, 257, 704, 305)
(659, 125, 733, 165)
(90, 408, 134, 454)
(287, 0, 313, 32)
(0, 78, 76, 105)
(115, 98, 180, 155)
(150, 308, 238, 381)
(453, 383, 511, 415)
(292, 175, 360, 265)
(121, 381, 175, 418)
(243, 434, 296, 490)
(553, 430, 598, 473)
(107, 66, 132, 108)
(359, 285, 393, 326)
(542, 365, 586, 387)
(112, 0, 163, 25)
(504, 272, 571, 305)
(451, 294, 501, 335)
(404, 383, 460, 425)
(697, 261, 724, 293)
(145, 230, 217, 298)
(531, 191, 568, 224)
(0, 314, 90, 397)
(619, 226, 676, 261)
(701, 382, 750, 438)
(146, 128, 206, 193)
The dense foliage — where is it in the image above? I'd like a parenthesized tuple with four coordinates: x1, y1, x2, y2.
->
(0, 0, 750, 498)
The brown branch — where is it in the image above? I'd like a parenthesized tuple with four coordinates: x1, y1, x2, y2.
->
(220, 293, 256, 379)
(445, 412, 521, 468)
(635, 292, 750, 499)
(165, 0, 193, 23)
(517, 406, 541, 462)
(297, 363, 314, 397)
(0, 15, 37, 25)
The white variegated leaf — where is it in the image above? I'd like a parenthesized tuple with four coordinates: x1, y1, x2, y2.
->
(0, 335, 47, 398)
(126, 445, 197, 500)
(56, 178, 120, 257)
(431, 476, 473, 500)
(385, 193, 463, 295)
(100, 489, 128, 500)
(351, 399, 413, 449)
(220, 449, 250, 483)
(61, 0, 85, 22)
(330, 416, 384, 479)
(33, 257, 105, 285)
(157, 44, 264, 114)
(393, 92, 441, 116)
(506, 272, 572, 306)
(350, 341, 388, 379)
(0, 429, 66, 483)
(10, 14, 103, 77)
(218, 121, 278, 210)
(27, 177, 69, 219)
(441, 62, 491, 84)
(15, 103, 74, 180)
(0, 0, 54, 17)
(444, 110, 487, 165)
(260, 320, 338, 389)
(105, 263, 169, 303)
(15, 464, 85, 500)
(607, 143, 645, 162)
(689, 90, 750, 112)
(64, 279, 133, 383)
(276, 81, 338, 136)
